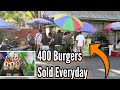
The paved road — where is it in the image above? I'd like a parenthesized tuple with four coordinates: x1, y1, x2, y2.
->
(0, 56, 120, 79)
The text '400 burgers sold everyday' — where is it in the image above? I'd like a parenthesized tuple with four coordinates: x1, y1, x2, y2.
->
(37, 50, 83, 64)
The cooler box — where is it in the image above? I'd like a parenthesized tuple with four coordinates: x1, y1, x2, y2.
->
(111, 51, 120, 57)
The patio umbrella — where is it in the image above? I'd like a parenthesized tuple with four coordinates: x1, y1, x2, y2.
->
(54, 14, 83, 32)
(79, 22, 97, 34)
(26, 18, 55, 25)
(104, 23, 112, 31)
(0, 24, 19, 30)
(0, 18, 18, 30)
(104, 22, 120, 45)
(26, 20, 37, 25)
(104, 22, 120, 31)
(0, 18, 19, 40)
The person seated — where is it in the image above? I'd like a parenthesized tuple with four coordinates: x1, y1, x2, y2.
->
(0, 39, 6, 49)
(12, 40, 18, 48)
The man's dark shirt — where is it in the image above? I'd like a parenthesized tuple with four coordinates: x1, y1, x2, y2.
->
(54, 34, 62, 45)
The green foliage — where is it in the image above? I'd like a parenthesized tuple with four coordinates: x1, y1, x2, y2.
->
(98, 35, 106, 41)
(25, 11, 38, 20)
(0, 11, 39, 28)
(25, 11, 34, 20)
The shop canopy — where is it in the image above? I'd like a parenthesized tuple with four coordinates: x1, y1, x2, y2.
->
(0, 18, 18, 30)
(26, 18, 55, 25)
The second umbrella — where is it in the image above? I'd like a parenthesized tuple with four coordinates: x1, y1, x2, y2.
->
(79, 22, 97, 34)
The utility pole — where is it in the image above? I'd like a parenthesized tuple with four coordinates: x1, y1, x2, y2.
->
(38, 11, 41, 18)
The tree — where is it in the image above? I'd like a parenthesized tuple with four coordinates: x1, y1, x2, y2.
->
(0, 11, 23, 27)
(25, 11, 38, 19)
(0, 11, 39, 29)
(24, 11, 39, 29)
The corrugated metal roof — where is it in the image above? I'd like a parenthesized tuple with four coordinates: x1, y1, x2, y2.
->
(41, 11, 120, 20)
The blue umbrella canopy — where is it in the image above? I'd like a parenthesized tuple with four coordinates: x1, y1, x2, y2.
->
(26, 18, 55, 25)
(79, 22, 97, 34)
(104, 22, 120, 31)
(0, 18, 18, 30)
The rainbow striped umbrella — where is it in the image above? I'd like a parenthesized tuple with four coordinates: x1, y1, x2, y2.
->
(54, 14, 83, 32)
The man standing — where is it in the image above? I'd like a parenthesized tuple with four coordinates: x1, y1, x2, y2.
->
(35, 29, 42, 55)
(54, 30, 62, 52)
(76, 31, 85, 52)
(27, 31, 35, 50)
(65, 32, 73, 52)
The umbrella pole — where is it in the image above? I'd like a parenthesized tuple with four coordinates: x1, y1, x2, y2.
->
(116, 31, 117, 44)
(39, 24, 40, 29)
(74, 32, 75, 45)
(55, 26, 56, 32)
(88, 34, 89, 38)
